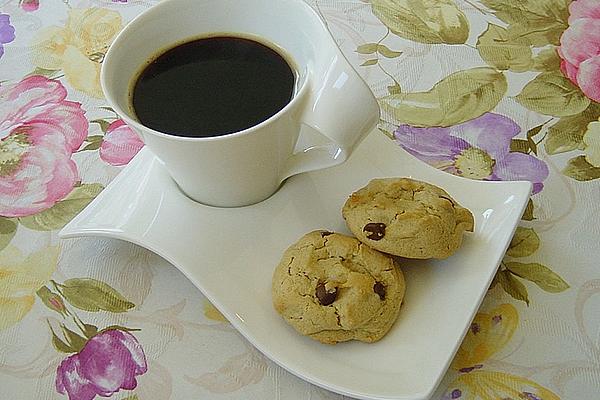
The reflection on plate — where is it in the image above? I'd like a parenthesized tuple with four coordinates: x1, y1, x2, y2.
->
(60, 131, 531, 400)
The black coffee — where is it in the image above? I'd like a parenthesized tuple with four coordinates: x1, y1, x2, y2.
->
(131, 36, 295, 138)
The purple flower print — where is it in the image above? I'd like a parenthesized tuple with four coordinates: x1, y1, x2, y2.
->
(0, 13, 16, 58)
(394, 113, 549, 194)
(440, 388, 462, 399)
(56, 330, 147, 400)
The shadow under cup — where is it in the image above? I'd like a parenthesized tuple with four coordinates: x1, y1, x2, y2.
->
(101, 0, 379, 207)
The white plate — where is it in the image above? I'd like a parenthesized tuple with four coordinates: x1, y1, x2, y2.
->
(60, 131, 531, 400)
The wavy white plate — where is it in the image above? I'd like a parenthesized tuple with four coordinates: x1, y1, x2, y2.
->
(60, 131, 531, 400)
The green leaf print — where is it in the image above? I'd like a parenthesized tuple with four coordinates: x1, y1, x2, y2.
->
(81, 135, 105, 152)
(60, 325, 88, 352)
(563, 156, 600, 181)
(506, 262, 570, 293)
(19, 184, 104, 231)
(37, 286, 67, 315)
(91, 119, 111, 133)
(27, 67, 62, 79)
(480, 0, 569, 46)
(0, 217, 17, 252)
(497, 269, 530, 305)
(100, 325, 141, 333)
(526, 124, 545, 156)
(357, 43, 402, 59)
(51, 329, 78, 353)
(377, 44, 403, 58)
(506, 227, 540, 258)
(521, 199, 535, 221)
(79, 131, 105, 151)
(371, 0, 469, 44)
(497, 225, 570, 302)
(387, 83, 402, 95)
(361, 59, 379, 66)
(545, 104, 600, 155)
(516, 73, 590, 117)
(532, 47, 561, 72)
(510, 139, 530, 154)
(380, 67, 507, 127)
(83, 324, 99, 338)
(80, 141, 102, 152)
(476, 24, 533, 72)
(86, 134, 104, 143)
(58, 278, 135, 313)
(356, 43, 379, 54)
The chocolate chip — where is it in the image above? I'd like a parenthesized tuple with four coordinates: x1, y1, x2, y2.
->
(320, 231, 334, 237)
(363, 223, 386, 241)
(316, 282, 338, 306)
(373, 282, 386, 300)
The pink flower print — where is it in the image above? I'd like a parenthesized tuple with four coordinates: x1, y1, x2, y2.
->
(0, 76, 88, 217)
(394, 113, 549, 194)
(99, 120, 144, 166)
(559, 0, 600, 102)
(55, 330, 147, 400)
(19, 0, 39, 12)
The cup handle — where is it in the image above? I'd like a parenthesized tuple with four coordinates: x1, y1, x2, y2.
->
(279, 55, 380, 182)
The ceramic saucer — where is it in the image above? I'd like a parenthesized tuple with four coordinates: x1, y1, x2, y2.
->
(60, 131, 531, 400)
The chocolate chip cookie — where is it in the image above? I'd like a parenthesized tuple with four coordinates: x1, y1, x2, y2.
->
(342, 178, 474, 259)
(272, 231, 405, 344)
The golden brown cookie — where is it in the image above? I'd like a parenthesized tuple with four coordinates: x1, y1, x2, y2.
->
(342, 178, 474, 259)
(272, 231, 405, 344)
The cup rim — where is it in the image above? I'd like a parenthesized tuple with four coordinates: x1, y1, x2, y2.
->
(100, 0, 320, 143)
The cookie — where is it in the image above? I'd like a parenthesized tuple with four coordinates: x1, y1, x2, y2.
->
(342, 178, 474, 259)
(272, 231, 405, 344)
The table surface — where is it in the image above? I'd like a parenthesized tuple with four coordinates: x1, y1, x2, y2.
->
(1, 1, 598, 399)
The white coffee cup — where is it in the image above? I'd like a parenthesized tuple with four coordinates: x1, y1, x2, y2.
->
(101, 0, 379, 207)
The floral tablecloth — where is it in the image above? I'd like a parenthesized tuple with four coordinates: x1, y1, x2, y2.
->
(1, 0, 599, 399)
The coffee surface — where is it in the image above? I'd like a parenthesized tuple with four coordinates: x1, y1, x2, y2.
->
(132, 36, 295, 138)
